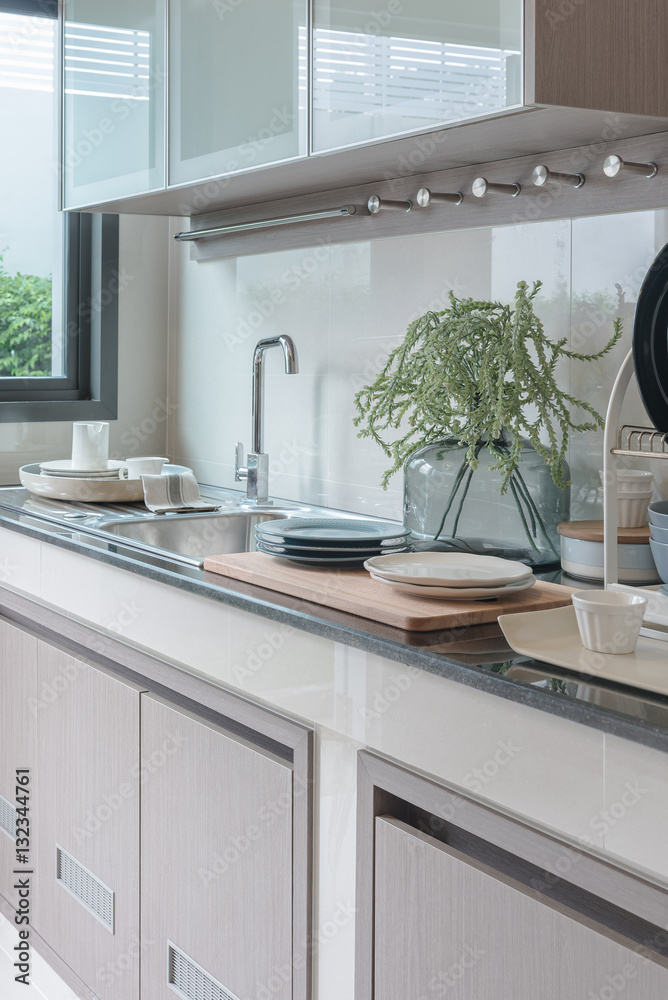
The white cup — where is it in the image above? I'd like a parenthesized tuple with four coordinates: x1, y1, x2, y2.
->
(572, 589, 648, 654)
(72, 422, 109, 471)
(118, 457, 168, 480)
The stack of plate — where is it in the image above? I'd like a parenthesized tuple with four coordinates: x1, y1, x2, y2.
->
(364, 552, 535, 600)
(39, 459, 123, 480)
(255, 518, 413, 565)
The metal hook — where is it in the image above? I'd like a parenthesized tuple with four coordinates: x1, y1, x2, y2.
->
(603, 155, 658, 179)
(532, 164, 585, 189)
(367, 195, 412, 214)
(471, 177, 521, 198)
(416, 188, 463, 208)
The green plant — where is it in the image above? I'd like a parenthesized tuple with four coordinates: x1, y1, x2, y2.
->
(0, 252, 53, 377)
(354, 280, 622, 491)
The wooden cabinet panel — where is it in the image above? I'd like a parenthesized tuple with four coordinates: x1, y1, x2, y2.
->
(375, 816, 668, 1000)
(33, 643, 144, 1000)
(0, 620, 37, 909)
(140, 693, 294, 1000)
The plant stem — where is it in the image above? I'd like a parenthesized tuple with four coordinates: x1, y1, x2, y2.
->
(511, 466, 560, 559)
(509, 476, 541, 555)
(451, 464, 475, 538)
(432, 451, 470, 540)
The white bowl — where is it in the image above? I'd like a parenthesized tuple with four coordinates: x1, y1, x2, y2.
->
(597, 488, 651, 528)
(559, 535, 659, 584)
(572, 590, 648, 654)
(599, 469, 654, 492)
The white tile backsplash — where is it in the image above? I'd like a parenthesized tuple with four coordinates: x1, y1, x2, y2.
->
(168, 210, 664, 516)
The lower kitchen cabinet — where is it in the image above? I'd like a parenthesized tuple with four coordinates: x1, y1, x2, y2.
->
(358, 752, 668, 1000)
(375, 817, 668, 999)
(0, 620, 37, 909)
(33, 643, 144, 1000)
(140, 694, 295, 1000)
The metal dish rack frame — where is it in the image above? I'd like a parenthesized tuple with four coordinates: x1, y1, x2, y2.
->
(603, 349, 668, 639)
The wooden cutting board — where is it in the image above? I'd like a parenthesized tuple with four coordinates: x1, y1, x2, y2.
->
(204, 551, 575, 632)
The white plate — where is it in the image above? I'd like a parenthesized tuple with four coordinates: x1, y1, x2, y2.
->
(40, 459, 124, 477)
(498, 604, 668, 697)
(369, 572, 535, 600)
(20, 465, 144, 503)
(365, 552, 532, 587)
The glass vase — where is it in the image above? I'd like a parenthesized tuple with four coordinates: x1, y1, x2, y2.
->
(403, 436, 570, 567)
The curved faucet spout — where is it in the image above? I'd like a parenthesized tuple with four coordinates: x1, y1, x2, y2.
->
(251, 335, 298, 462)
(253, 335, 299, 376)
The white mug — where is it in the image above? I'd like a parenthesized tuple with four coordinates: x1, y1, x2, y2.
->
(119, 457, 168, 480)
(72, 421, 109, 471)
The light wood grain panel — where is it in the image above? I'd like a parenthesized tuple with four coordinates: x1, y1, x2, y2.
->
(358, 751, 668, 931)
(203, 552, 574, 631)
(80, 105, 668, 218)
(184, 129, 668, 260)
(140, 693, 294, 1000)
(532, 0, 668, 118)
(0, 619, 37, 909)
(558, 521, 651, 544)
(374, 816, 668, 1000)
(33, 645, 145, 1000)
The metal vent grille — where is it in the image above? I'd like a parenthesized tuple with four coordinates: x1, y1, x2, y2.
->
(55, 845, 114, 932)
(168, 942, 241, 1000)
(0, 793, 16, 841)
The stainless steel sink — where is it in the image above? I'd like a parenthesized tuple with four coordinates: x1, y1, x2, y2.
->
(99, 510, 289, 567)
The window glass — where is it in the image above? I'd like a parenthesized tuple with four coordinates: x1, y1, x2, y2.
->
(0, 9, 64, 377)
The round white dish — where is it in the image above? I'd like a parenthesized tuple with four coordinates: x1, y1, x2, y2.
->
(20, 464, 144, 503)
(599, 468, 654, 492)
(368, 572, 535, 599)
(364, 552, 532, 587)
(40, 459, 124, 477)
(597, 487, 651, 528)
(572, 589, 647, 654)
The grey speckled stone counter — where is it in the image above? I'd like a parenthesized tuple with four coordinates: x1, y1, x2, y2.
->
(0, 490, 667, 755)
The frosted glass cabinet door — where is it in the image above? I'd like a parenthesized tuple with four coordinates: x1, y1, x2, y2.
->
(170, 0, 307, 187)
(62, 0, 165, 209)
(312, 0, 523, 152)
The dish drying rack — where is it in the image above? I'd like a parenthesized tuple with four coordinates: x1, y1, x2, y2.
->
(602, 349, 668, 640)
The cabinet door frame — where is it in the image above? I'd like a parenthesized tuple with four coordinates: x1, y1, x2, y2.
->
(0, 589, 314, 1000)
(356, 749, 668, 1000)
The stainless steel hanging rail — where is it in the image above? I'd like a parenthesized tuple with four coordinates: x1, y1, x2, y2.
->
(174, 205, 358, 241)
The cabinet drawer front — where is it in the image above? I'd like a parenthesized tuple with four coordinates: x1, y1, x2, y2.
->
(140, 694, 294, 1000)
(375, 817, 668, 1000)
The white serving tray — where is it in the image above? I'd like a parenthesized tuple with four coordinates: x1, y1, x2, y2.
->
(19, 464, 144, 503)
(499, 604, 668, 697)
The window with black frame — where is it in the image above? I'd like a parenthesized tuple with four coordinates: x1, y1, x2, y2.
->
(0, 0, 118, 421)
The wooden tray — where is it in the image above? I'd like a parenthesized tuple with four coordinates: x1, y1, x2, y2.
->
(203, 551, 574, 632)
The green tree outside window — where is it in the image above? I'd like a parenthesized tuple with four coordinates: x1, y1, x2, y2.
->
(0, 252, 52, 377)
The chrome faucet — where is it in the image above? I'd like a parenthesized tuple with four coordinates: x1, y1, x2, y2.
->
(235, 335, 299, 503)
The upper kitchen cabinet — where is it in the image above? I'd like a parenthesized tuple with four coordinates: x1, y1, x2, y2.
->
(311, 0, 522, 153)
(62, 0, 165, 210)
(169, 0, 306, 187)
(64, 0, 668, 216)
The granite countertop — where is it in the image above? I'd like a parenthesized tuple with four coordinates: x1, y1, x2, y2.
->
(0, 487, 667, 754)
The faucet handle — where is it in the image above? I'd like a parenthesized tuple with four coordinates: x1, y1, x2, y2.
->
(235, 441, 248, 482)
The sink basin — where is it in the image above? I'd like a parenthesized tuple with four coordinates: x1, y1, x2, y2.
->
(99, 510, 289, 567)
